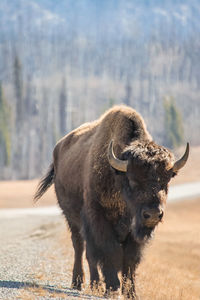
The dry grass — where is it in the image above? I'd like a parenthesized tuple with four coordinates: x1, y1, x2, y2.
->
(18, 286, 68, 300)
(136, 198, 200, 300)
(43, 198, 200, 299)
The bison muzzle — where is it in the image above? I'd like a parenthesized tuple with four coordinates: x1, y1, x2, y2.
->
(34, 105, 189, 298)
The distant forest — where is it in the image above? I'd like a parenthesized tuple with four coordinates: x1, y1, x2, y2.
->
(0, 0, 200, 179)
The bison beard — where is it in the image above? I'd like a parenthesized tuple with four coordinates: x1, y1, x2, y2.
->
(34, 105, 189, 299)
(133, 221, 154, 244)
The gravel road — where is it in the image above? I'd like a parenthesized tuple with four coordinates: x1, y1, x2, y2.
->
(1, 181, 199, 299)
(0, 214, 104, 299)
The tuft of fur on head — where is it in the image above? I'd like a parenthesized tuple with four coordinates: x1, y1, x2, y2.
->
(125, 141, 174, 170)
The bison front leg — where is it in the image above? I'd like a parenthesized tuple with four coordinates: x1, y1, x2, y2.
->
(122, 234, 142, 299)
(82, 207, 122, 293)
(86, 244, 99, 289)
(86, 240, 121, 293)
(101, 256, 121, 293)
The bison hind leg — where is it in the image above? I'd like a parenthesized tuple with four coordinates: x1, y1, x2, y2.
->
(54, 182, 84, 290)
(70, 225, 84, 290)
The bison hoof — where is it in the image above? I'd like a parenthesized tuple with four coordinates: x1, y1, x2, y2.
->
(71, 278, 83, 291)
(104, 289, 119, 299)
(71, 283, 82, 291)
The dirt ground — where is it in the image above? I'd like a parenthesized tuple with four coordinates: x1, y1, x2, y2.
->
(0, 179, 56, 208)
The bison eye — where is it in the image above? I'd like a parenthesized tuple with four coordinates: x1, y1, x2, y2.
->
(129, 179, 138, 190)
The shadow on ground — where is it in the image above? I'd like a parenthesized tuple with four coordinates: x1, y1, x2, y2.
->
(0, 280, 102, 299)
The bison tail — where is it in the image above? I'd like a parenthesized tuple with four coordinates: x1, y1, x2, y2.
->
(34, 163, 54, 202)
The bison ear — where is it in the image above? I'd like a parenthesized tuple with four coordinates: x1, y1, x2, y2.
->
(107, 140, 128, 172)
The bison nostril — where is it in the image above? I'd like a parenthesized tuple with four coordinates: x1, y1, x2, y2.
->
(159, 211, 164, 220)
(143, 211, 151, 219)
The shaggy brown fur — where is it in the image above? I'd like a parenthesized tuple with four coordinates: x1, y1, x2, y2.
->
(35, 105, 181, 298)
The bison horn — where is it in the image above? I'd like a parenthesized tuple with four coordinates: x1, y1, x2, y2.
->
(107, 140, 128, 172)
(173, 143, 189, 172)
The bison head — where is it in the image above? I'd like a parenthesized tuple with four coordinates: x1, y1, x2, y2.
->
(108, 140, 189, 243)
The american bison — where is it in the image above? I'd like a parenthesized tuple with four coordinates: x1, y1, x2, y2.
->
(34, 105, 189, 298)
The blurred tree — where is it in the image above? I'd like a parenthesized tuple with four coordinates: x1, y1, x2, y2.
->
(0, 82, 11, 167)
(59, 78, 68, 137)
(12, 55, 26, 178)
(124, 80, 132, 106)
(164, 96, 184, 149)
(108, 98, 115, 108)
(13, 55, 24, 128)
